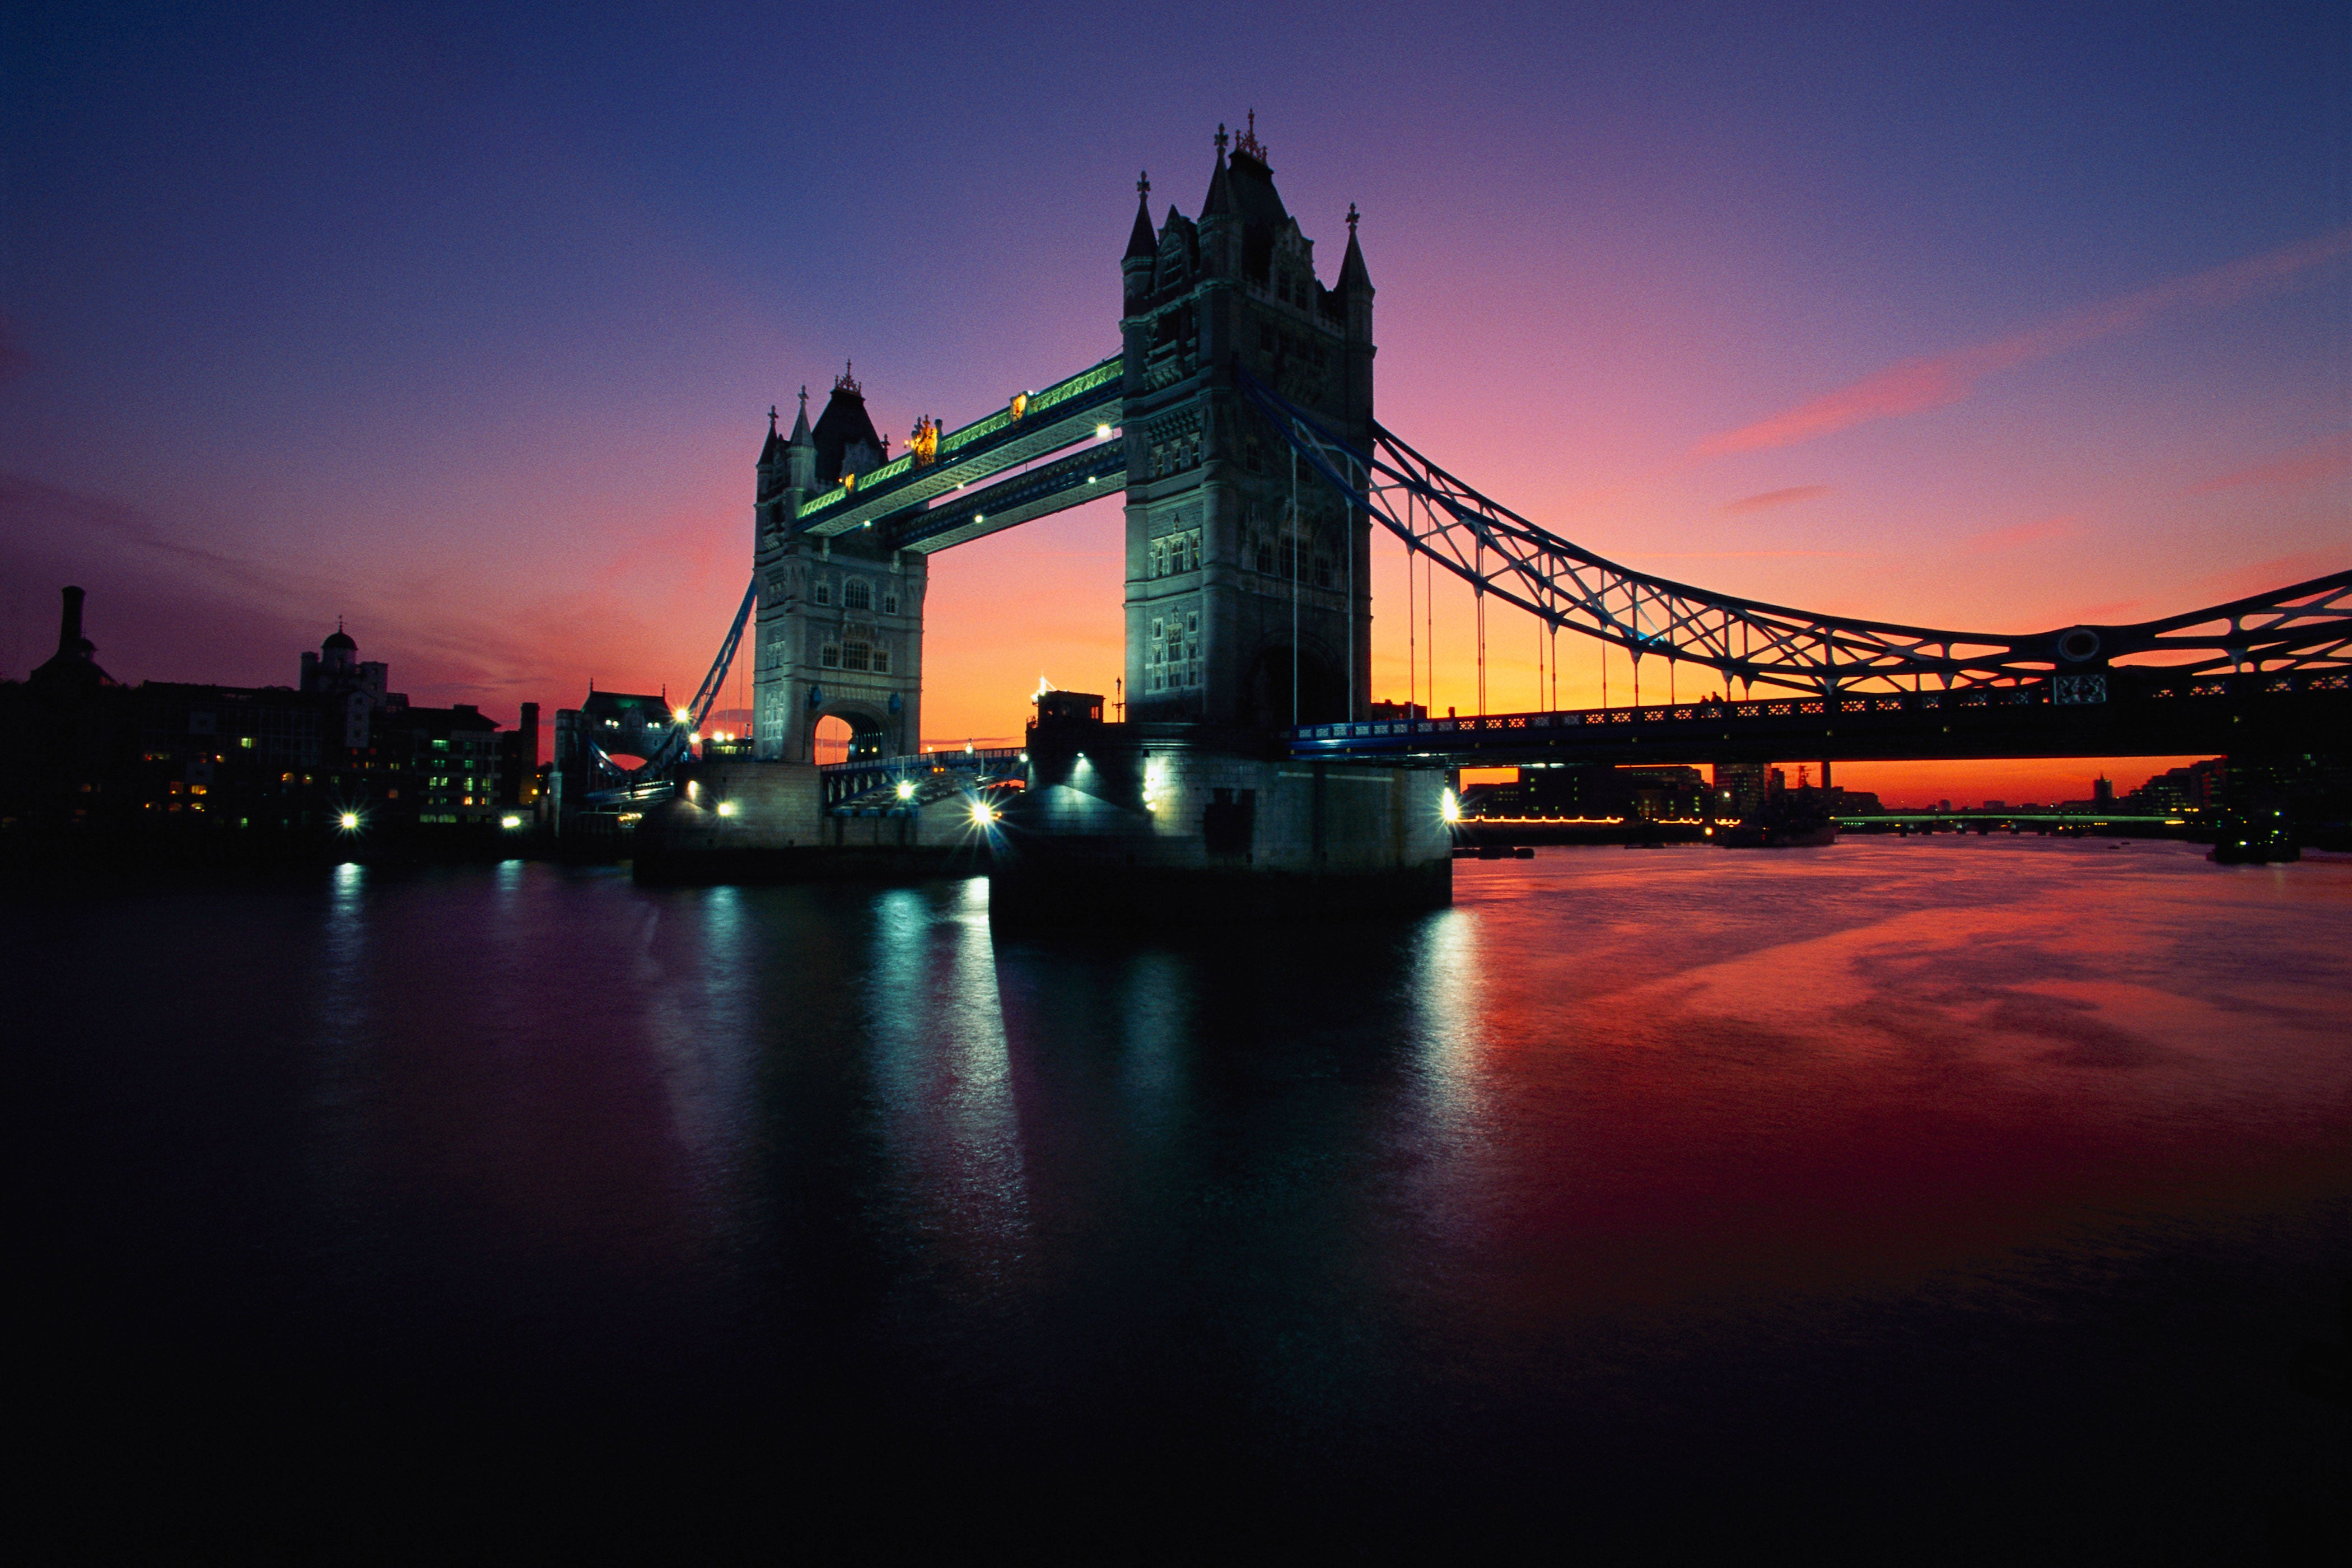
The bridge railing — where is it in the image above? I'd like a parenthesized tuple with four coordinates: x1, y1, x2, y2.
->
(817, 749, 1027, 806)
(1288, 668, 2348, 749)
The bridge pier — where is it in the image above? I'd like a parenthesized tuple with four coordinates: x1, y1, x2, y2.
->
(987, 699, 1450, 926)
(631, 758, 989, 883)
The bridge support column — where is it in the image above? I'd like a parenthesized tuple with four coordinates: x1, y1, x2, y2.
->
(990, 714, 1451, 926)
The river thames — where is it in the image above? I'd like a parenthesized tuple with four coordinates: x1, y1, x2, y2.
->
(15, 839, 2349, 1556)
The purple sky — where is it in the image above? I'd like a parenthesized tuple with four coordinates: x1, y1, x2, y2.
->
(4, 2, 2345, 800)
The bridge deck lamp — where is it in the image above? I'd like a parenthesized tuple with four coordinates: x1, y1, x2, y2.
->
(717, 800, 739, 818)
(895, 780, 916, 802)
(338, 811, 361, 831)
(673, 706, 693, 726)
(500, 814, 524, 830)
(969, 799, 997, 825)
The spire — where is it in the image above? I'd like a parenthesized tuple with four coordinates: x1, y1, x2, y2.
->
(1125, 169, 1157, 260)
(1202, 125, 1235, 218)
(788, 385, 812, 445)
(759, 401, 787, 466)
(1338, 204, 1372, 293)
(1233, 109, 1267, 165)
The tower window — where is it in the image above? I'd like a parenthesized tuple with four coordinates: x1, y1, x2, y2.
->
(842, 643, 871, 671)
(820, 643, 841, 669)
(871, 648, 890, 674)
(843, 580, 872, 611)
(813, 581, 832, 606)
(882, 590, 899, 615)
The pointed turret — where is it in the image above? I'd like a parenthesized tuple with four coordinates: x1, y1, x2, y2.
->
(1337, 207, 1371, 294)
(1123, 171, 1159, 312)
(787, 385, 816, 493)
(1125, 173, 1158, 261)
(1200, 125, 1239, 277)
(758, 404, 787, 470)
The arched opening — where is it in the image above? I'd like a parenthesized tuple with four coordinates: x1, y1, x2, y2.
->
(812, 710, 889, 765)
(1244, 645, 1347, 727)
(813, 715, 854, 766)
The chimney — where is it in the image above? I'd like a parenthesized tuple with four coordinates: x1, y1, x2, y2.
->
(519, 702, 540, 769)
(58, 586, 86, 656)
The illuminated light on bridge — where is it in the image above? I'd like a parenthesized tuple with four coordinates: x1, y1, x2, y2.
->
(338, 811, 360, 831)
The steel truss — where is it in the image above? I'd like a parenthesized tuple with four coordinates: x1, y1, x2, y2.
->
(1236, 370, 2352, 697)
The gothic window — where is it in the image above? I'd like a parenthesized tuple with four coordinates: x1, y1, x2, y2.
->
(820, 643, 841, 669)
(871, 648, 890, 674)
(842, 643, 871, 671)
(882, 590, 899, 615)
(1149, 538, 1167, 578)
(843, 580, 872, 611)
(813, 581, 832, 607)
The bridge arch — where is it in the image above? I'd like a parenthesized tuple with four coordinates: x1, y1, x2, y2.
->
(810, 699, 893, 764)
(1244, 639, 1348, 728)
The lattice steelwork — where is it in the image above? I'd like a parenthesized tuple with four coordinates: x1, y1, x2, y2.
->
(1237, 370, 2352, 697)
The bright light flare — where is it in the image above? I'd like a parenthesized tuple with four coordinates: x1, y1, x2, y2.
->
(338, 811, 361, 830)
(500, 814, 523, 830)
(895, 780, 916, 801)
(717, 800, 739, 818)
(1440, 789, 1461, 824)
(969, 799, 997, 825)
(673, 707, 693, 726)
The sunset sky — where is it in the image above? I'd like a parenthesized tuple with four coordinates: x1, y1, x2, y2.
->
(4, 2, 2346, 805)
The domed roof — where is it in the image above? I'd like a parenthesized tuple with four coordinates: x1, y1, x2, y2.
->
(323, 626, 356, 652)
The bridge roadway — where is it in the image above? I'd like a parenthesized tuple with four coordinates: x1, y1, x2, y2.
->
(1286, 670, 2349, 767)
(794, 356, 1123, 553)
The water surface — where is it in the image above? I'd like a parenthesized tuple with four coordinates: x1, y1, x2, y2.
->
(14, 840, 2349, 1554)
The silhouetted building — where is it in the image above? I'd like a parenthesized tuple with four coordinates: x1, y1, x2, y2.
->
(1463, 763, 1709, 820)
(1, 588, 521, 855)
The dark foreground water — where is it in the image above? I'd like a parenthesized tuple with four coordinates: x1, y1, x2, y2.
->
(11, 840, 2350, 1557)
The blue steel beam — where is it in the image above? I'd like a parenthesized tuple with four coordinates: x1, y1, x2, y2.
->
(884, 441, 1128, 553)
(797, 357, 1122, 537)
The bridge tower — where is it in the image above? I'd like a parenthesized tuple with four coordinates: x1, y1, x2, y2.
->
(751, 370, 927, 763)
(1119, 120, 1375, 726)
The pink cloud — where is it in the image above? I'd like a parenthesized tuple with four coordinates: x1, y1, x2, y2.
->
(1719, 484, 1831, 515)
(1971, 515, 2076, 550)
(1694, 227, 2352, 457)
(2184, 433, 2352, 494)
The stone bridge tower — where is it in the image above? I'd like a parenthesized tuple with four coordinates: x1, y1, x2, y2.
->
(750, 369, 927, 762)
(1119, 118, 1375, 727)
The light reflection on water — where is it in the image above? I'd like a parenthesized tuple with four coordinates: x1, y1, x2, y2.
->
(13, 838, 2350, 1547)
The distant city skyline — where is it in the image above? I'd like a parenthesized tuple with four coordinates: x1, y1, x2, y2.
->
(4, 2, 2345, 804)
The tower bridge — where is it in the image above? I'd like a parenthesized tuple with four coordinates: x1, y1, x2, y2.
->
(623, 122, 2350, 908)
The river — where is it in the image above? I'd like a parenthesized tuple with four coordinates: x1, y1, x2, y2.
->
(13, 839, 2349, 1556)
